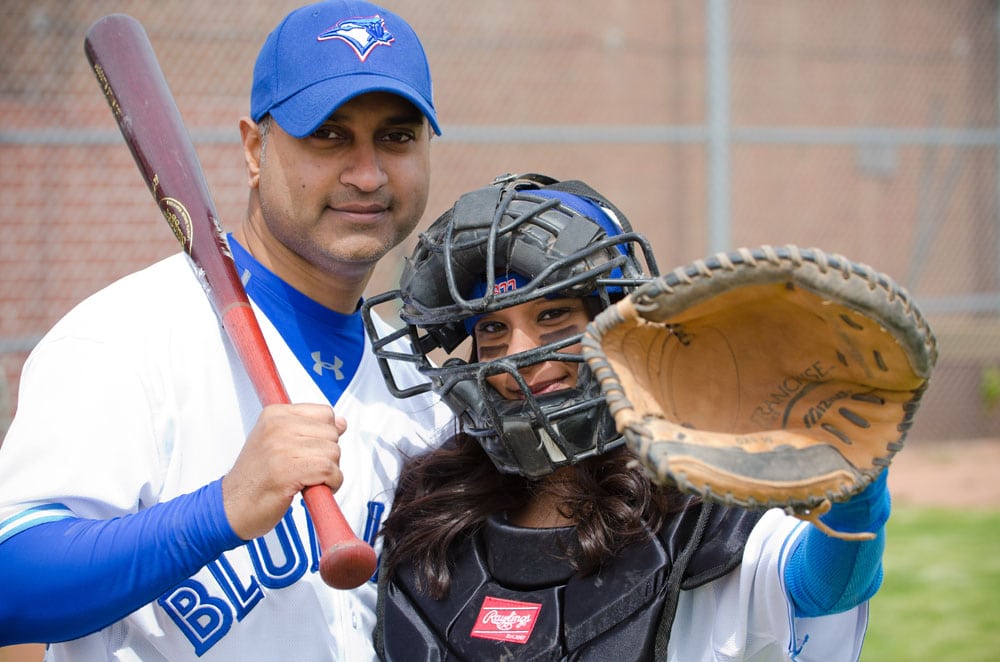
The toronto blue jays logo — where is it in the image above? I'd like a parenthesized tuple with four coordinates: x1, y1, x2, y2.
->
(317, 15, 394, 62)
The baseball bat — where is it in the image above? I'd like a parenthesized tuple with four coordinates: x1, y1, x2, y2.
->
(84, 13, 377, 590)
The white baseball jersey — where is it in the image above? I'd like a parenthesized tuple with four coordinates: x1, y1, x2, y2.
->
(0, 252, 455, 660)
(668, 509, 868, 661)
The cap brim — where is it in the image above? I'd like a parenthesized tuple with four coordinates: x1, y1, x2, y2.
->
(268, 73, 441, 138)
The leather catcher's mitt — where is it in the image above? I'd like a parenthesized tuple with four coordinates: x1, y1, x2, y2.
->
(582, 245, 937, 540)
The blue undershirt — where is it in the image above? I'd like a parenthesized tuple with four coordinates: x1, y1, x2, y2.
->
(228, 235, 365, 405)
(0, 480, 240, 645)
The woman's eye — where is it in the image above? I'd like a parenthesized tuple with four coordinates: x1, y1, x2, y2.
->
(476, 320, 504, 335)
(538, 307, 571, 323)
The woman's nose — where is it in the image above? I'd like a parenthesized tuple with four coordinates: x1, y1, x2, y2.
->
(505, 327, 540, 358)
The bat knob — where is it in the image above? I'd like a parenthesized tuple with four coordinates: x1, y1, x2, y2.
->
(319, 541, 379, 589)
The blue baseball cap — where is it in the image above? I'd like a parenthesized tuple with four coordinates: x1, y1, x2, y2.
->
(251, 0, 440, 138)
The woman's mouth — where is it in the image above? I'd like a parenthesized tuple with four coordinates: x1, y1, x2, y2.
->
(526, 380, 570, 397)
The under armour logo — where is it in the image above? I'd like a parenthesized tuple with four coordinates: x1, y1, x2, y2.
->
(311, 351, 344, 380)
(317, 15, 394, 62)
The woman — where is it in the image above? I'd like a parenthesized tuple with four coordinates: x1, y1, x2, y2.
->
(362, 173, 887, 661)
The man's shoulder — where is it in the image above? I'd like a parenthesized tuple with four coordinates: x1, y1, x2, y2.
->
(42, 253, 213, 343)
(93, 252, 201, 303)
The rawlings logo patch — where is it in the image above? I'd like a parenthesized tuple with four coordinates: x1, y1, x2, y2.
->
(470, 596, 541, 644)
(317, 15, 394, 61)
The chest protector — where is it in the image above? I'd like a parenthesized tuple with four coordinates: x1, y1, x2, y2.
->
(375, 500, 761, 661)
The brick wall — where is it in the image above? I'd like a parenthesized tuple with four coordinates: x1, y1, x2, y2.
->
(2, 0, 998, 440)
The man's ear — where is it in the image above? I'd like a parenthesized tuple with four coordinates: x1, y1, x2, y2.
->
(239, 116, 263, 188)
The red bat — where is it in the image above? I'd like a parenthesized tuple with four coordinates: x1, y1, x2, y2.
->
(84, 13, 377, 590)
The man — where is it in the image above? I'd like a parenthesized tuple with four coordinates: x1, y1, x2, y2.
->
(0, 2, 452, 659)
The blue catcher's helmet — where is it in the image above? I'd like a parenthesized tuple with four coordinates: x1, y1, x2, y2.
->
(362, 173, 659, 477)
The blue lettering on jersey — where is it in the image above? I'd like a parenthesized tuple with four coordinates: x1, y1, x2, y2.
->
(363, 501, 386, 583)
(158, 580, 234, 656)
(302, 497, 323, 574)
(208, 554, 264, 620)
(159, 496, 385, 655)
(248, 508, 308, 589)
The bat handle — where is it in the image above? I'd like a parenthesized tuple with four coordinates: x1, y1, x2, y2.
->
(303, 486, 379, 589)
(223, 305, 378, 589)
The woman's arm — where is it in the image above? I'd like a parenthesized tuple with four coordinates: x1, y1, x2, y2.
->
(783, 470, 890, 617)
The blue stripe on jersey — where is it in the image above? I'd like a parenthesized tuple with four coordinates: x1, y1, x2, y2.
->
(0, 502, 73, 544)
(229, 236, 365, 406)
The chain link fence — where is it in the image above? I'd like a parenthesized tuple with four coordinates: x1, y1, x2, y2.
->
(2, 0, 998, 443)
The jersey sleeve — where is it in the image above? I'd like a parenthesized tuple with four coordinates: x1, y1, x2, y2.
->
(0, 331, 166, 527)
(668, 510, 868, 661)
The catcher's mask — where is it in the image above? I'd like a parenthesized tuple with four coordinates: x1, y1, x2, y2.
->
(362, 173, 659, 477)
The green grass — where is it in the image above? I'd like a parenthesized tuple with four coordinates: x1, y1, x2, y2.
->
(860, 507, 1000, 661)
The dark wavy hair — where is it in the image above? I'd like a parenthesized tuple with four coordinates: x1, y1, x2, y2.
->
(379, 432, 689, 600)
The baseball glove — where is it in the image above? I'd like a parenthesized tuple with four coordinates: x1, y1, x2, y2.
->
(581, 245, 937, 540)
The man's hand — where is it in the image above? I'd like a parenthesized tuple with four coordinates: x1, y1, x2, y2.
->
(222, 403, 348, 541)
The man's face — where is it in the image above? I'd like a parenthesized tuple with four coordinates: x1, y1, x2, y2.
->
(244, 91, 431, 288)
